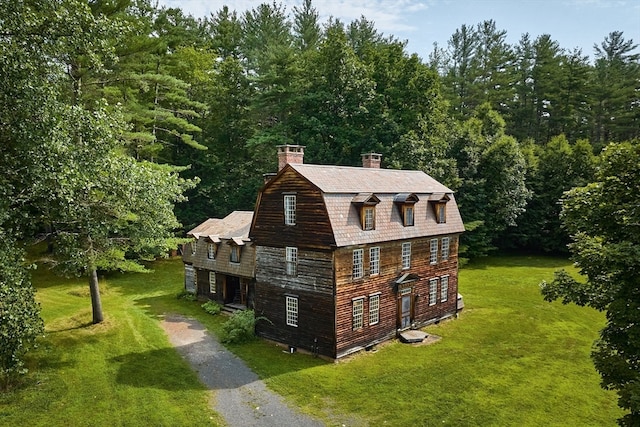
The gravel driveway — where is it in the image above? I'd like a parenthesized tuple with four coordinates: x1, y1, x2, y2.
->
(160, 314, 324, 427)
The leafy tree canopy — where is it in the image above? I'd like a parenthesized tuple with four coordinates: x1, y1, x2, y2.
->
(541, 141, 640, 424)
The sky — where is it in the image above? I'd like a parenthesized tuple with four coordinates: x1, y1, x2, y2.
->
(156, 0, 640, 61)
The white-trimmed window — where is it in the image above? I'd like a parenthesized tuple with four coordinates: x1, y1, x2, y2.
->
(284, 194, 296, 225)
(430, 238, 439, 264)
(369, 247, 380, 276)
(429, 278, 438, 305)
(441, 275, 449, 302)
(230, 245, 240, 263)
(402, 242, 411, 269)
(184, 265, 195, 293)
(437, 203, 447, 223)
(404, 205, 414, 226)
(364, 206, 375, 230)
(353, 298, 364, 329)
(286, 246, 298, 276)
(209, 271, 216, 294)
(207, 243, 216, 259)
(369, 294, 380, 325)
(441, 237, 450, 261)
(191, 239, 197, 255)
(286, 296, 298, 327)
(353, 249, 364, 280)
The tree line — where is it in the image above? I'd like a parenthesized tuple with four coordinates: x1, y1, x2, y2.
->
(1, 1, 638, 418)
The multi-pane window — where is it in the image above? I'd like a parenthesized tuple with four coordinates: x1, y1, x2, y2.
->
(429, 278, 438, 306)
(441, 276, 449, 302)
(369, 247, 380, 276)
(404, 205, 414, 226)
(402, 242, 411, 269)
(209, 271, 216, 294)
(284, 195, 296, 225)
(286, 246, 298, 276)
(353, 249, 364, 280)
(353, 298, 364, 329)
(191, 240, 197, 255)
(207, 243, 216, 259)
(437, 203, 446, 223)
(369, 294, 380, 325)
(430, 238, 439, 264)
(230, 245, 240, 263)
(286, 296, 298, 327)
(441, 237, 450, 261)
(184, 265, 195, 293)
(364, 207, 375, 230)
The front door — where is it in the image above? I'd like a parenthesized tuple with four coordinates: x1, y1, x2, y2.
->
(399, 288, 413, 329)
(224, 276, 242, 304)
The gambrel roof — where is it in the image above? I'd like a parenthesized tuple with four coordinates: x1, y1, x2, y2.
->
(285, 164, 465, 247)
(187, 211, 253, 242)
(289, 164, 452, 194)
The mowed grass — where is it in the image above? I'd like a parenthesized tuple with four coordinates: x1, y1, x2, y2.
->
(227, 255, 624, 426)
(0, 257, 223, 427)
(1, 254, 623, 426)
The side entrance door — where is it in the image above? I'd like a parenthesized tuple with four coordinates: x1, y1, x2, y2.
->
(399, 288, 413, 329)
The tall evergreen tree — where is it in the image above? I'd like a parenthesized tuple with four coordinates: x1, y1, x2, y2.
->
(591, 31, 640, 145)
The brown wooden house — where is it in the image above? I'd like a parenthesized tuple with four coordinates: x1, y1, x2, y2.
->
(182, 211, 255, 309)
(249, 145, 465, 359)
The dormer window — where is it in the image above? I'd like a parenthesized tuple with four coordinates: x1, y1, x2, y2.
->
(430, 194, 451, 224)
(394, 193, 419, 227)
(206, 235, 220, 259)
(363, 207, 375, 230)
(352, 193, 380, 231)
(228, 237, 245, 263)
(230, 245, 240, 263)
(436, 203, 446, 223)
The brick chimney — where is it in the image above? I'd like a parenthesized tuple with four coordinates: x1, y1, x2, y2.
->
(361, 153, 382, 168)
(277, 145, 305, 171)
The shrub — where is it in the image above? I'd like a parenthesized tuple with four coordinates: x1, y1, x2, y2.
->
(220, 310, 268, 344)
(176, 290, 197, 301)
(0, 240, 44, 390)
(201, 300, 222, 315)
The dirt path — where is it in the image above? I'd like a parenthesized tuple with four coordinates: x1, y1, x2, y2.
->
(160, 314, 324, 427)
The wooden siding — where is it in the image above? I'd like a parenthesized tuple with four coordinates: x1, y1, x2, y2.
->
(333, 234, 461, 357)
(255, 246, 334, 294)
(182, 239, 255, 279)
(254, 246, 336, 358)
(250, 168, 336, 250)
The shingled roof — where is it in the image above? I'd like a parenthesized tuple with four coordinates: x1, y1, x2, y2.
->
(187, 211, 253, 241)
(285, 164, 464, 247)
(289, 164, 453, 194)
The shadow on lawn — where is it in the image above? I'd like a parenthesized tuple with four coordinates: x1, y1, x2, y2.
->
(110, 348, 208, 391)
(462, 254, 571, 270)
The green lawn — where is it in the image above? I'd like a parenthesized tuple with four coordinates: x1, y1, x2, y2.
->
(1, 254, 623, 426)
(0, 258, 223, 427)
(232, 255, 623, 426)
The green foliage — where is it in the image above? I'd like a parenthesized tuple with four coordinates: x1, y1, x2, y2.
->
(2, 258, 222, 426)
(228, 256, 621, 425)
(453, 105, 531, 257)
(176, 290, 197, 301)
(0, 237, 44, 390)
(220, 310, 263, 344)
(541, 141, 640, 424)
(201, 300, 222, 315)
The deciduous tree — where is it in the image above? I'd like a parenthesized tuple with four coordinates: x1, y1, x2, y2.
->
(541, 141, 640, 424)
